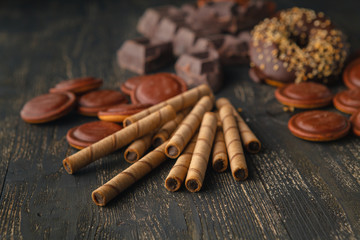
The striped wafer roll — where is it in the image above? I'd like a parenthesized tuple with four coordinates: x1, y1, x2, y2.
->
(185, 112, 217, 192)
(164, 133, 198, 192)
(124, 132, 154, 163)
(92, 141, 169, 206)
(216, 98, 261, 153)
(212, 126, 228, 172)
(123, 84, 213, 126)
(219, 105, 248, 181)
(63, 105, 176, 174)
(165, 95, 214, 159)
(152, 108, 191, 147)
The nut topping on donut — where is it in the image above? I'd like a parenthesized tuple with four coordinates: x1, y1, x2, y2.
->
(249, 7, 349, 86)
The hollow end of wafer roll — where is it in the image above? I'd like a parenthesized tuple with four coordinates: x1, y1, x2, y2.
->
(152, 136, 166, 148)
(233, 168, 248, 181)
(165, 177, 181, 192)
(124, 149, 139, 163)
(246, 141, 261, 153)
(213, 158, 227, 172)
(63, 158, 73, 174)
(124, 118, 133, 127)
(165, 144, 181, 159)
(92, 191, 106, 206)
(185, 179, 201, 192)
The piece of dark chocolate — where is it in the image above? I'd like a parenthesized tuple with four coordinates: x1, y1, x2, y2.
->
(136, 6, 178, 38)
(117, 37, 173, 74)
(236, 1, 276, 30)
(217, 32, 251, 65)
(152, 16, 187, 42)
(173, 27, 201, 56)
(181, 3, 198, 16)
(192, 35, 225, 52)
(197, 0, 250, 8)
(175, 49, 223, 92)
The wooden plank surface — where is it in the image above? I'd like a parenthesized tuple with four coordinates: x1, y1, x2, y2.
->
(0, 0, 359, 239)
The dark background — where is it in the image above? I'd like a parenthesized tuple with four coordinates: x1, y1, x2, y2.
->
(0, 0, 359, 239)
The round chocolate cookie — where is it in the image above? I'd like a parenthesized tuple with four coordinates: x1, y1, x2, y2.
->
(50, 77, 103, 95)
(97, 103, 152, 122)
(66, 121, 123, 149)
(350, 110, 360, 136)
(78, 90, 128, 116)
(20, 92, 76, 124)
(131, 73, 187, 105)
(249, 7, 348, 86)
(343, 57, 360, 89)
(120, 75, 145, 95)
(275, 82, 333, 109)
(288, 110, 350, 141)
(333, 88, 360, 114)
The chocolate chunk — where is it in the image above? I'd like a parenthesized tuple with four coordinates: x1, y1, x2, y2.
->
(181, 3, 198, 16)
(117, 37, 173, 74)
(152, 16, 187, 42)
(192, 32, 250, 65)
(192, 35, 226, 52)
(173, 27, 200, 56)
(236, 1, 276, 31)
(218, 32, 251, 65)
(136, 6, 177, 38)
(197, 0, 250, 8)
(186, 2, 234, 35)
(175, 49, 223, 92)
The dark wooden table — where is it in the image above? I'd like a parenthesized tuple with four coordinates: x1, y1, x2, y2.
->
(1, 0, 359, 239)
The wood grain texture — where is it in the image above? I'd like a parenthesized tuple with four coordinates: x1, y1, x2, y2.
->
(0, 0, 359, 239)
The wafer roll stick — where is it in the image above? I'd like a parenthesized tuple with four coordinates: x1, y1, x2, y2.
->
(124, 132, 154, 163)
(152, 108, 191, 147)
(212, 127, 228, 172)
(63, 105, 176, 174)
(216, 98, 261, 153)
(165, 96, 214, 159)
(165, 133, 198, 192)
(219, 105, 248, 181)
(92, 141, 169, 206)
(185, 112, 217, 192)
(124, 84, 213, 126)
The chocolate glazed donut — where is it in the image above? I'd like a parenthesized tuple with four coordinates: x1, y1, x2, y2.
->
(249, 7, 349, 86)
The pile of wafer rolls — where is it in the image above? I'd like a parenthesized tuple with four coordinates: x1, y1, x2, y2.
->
(62, 84, 261, 206)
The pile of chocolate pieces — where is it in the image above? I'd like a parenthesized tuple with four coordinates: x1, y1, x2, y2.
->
(117, 0, 276, 92)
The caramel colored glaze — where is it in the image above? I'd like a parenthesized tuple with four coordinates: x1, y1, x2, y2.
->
(78, 90, 128, 116)
(66, 121, 123, 149)
(275, 82, 333, 109)
(343, 58, 360, 89)
(288, 110, 350, 141)
(131, 73, 187, 105)
(120, 75, 146, 95)
(49, 77, 103, 95)
(350, 110, 360, 136)
(333, 88, 360, 114)
(98, 103, 152, 122)
(20, 92, 76, 123)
